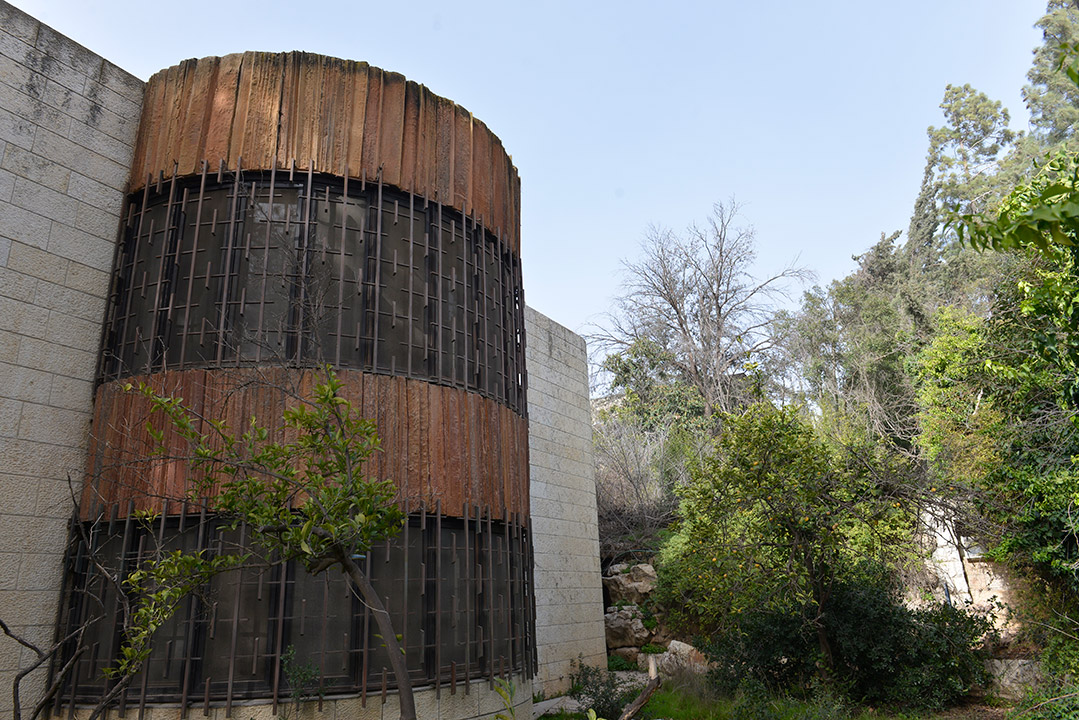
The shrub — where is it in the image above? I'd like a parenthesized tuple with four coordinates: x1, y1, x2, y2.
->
(640, 643, 666, 655)
(607, 654, 636, 672)
(827, 567, 993, 710)
(1008, 684, 1079, 720)
(569, 659, 642, 720)
(700, 562, 993, 710)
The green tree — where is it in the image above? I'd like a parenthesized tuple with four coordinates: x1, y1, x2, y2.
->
(1025, 0, 1079, 146)
(911, 307, 1008, 488)
(927, 84, 1018, 215)
(660, 403, 910, 675)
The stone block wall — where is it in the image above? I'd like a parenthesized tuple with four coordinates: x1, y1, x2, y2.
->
(525, 307, 606, 694)
(0, 3, 143, 715)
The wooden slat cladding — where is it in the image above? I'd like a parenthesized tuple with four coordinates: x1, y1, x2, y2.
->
(129, 52, 522, 252)
(83, 369, 530, 521)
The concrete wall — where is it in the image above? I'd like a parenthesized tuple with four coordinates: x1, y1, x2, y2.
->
(525, 307, 606, 695)
(59, 676, 532, 720)
(0, 3, 143, 716)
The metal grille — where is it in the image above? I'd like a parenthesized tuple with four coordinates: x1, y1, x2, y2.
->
(99, 163, 527, 415)
(55, 503, 535, 715)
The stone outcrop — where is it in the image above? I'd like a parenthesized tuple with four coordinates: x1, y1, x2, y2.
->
(603, 563, 658, 605)
(604, 605, 651, 649)
(987, 658, 1044, 701)
(636, 640, 709, 676)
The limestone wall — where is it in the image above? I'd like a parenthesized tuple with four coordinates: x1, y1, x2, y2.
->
(525, 307, 606, 694)
(58, 676, 532, 720)
(0, 3, 143, 715)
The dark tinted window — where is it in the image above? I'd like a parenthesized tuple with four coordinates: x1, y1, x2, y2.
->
(101, 174, 526, 415)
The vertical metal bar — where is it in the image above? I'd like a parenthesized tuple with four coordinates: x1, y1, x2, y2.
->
(479, 221, 491, 395)
(148, 168, 179, 373)
(179, 505, 208, 718)
(98, 197, 134, 380)
(508, 512, 517, 671)
(360, 549, 370, 707)
(400, 516, 410, 674)
(116, 501, 136, 717)
(256, 163, 277, 363)
(502, 507, 510, 671)
(214, 158, 242, 364)
(486, 506, 495, 686)
(317, 579, 327, 710)
(406, 192, 416, 378)
(422, 195, 433, 372)
(435, 201, 445, 381)
(64, 667, 76, 720)
(271, 559, 288, 714)
(463, 503, 471, 692)
(224, 524, 246, 717)
(296, 164, 314, 361)
(461, 208, 471, 387)
(494, 237, 506, 404)
(528, 521, 538, 676)
(115, 179, 153, 374)
(517, 259, 528, 413)
(136, 536, 151, 720)
(371, 173, 384, 369)
(434, 499, 442, 698)
(336, 170, 349, 366)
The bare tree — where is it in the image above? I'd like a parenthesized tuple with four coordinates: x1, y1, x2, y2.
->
(593, 415, 687, 561)
(595, 200, 813, 420)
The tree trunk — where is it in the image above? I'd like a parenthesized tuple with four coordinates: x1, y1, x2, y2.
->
(339, 553, 416, 720)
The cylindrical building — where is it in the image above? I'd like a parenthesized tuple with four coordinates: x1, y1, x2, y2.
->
(58, 52, 535, 717)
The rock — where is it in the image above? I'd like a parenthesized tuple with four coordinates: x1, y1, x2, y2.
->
(986, 658, 1043, 701)
(638, 640, 710, 676)
(604, 605, 651, 649)
(603, 563, 658, 605)
(649, 619, 674, 647)
(611, 647, 639, 664)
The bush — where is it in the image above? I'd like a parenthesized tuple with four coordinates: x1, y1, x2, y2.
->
(700, 562, 993, 711)
(827, 568, 993, 710)
(607, 654, 636, 671)
(569, 659, 642, 720)
(1008, 684, 1079, 720)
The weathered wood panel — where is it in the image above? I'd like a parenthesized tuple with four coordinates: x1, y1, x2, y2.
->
(129, 52, 522, 252)
(84, 369, 529, 520)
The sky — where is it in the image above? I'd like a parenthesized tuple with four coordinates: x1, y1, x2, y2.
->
(10, 0, 1050, 337)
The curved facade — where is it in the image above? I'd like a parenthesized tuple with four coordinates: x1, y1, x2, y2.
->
(61, 52, 535, 715)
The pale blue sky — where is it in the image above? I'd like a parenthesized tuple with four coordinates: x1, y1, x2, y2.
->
(11, 0, 1048, 335)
